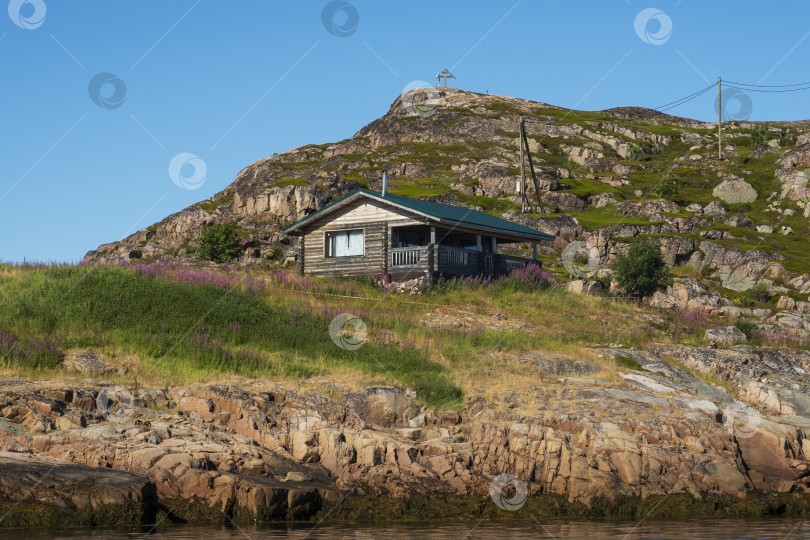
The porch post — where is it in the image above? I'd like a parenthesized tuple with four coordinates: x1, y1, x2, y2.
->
(298, 235, 305, 274)
(428, 226, 437, 279)
(491, 237, 497, 254)
(383, 223, 389, 275)
(532, 243, 538, 261)
(476, 235, 482, 252)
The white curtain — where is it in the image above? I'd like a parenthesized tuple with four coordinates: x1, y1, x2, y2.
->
(332, 230, 363, 257)
(347, 230, 363, 255)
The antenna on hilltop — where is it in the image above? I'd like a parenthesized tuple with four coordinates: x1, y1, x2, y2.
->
(436, 68, 456, 89)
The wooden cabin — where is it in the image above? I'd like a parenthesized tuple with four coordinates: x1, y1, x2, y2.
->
(283, 188, 555, 281)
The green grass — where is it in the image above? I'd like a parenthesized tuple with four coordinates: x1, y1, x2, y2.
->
(388, 177, 451, 198)
(0, 266, 462, 408)
(455, 193, 516, 215)
(273, 178, 311, 188)
(564, 178, 619, 199)
(197, 194, 234, 213)
(574, 207, 659, 232)
(613, 355, 643, 370)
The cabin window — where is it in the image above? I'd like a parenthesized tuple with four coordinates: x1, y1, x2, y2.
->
(325, 229, 364, 257)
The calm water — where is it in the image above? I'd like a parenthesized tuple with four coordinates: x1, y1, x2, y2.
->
(4, 521, 810, 540)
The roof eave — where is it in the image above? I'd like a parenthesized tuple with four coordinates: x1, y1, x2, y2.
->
(282, 191, 366, 234)
(435, 218, 554, 242)
(283, 188, 554, 242)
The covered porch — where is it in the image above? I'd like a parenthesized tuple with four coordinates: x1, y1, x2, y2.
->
(385, 224, 540, 280)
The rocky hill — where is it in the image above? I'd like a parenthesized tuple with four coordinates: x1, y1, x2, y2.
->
(84, 88, 810, 339)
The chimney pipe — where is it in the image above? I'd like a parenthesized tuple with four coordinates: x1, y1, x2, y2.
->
(381, 171, 388, 197)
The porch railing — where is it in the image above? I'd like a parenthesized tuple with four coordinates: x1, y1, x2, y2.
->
(388, 245, 539, 275)
(504, 256, 529, 270)
(391, 247, 423, 267)
(445, 247, 470, 266)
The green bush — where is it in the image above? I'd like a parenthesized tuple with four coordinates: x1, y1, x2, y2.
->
(781, 126, 799, 146)
(649, 177, 679, 201)
(197, 223, 241, 263)
(611, 241, 669, 301)
(742, 283, 772, 306)
(751, 124, 771, 149)
(733, 319, 760, 341)
(613, 355, 643, 370)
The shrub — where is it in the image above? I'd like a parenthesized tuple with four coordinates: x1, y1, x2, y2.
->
(781, 126, 798, 146)
(611, 241, 669, 301)
(614, 355, 643, 370)
(197, 223, 241, 263)
(742, 283, 772, 306)
(733, 319, 761, 341)
(0, 322, 63, 369)
(496, 264, 557, 292)
(700, 265, 717, 278)
(751, 124, 771, 149)
(432, 264, 557, 293)
(649, 177, 679, 201)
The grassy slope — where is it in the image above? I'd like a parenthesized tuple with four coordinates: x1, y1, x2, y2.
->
(2, 263, 794, 410)
(0, 265, 460, 407)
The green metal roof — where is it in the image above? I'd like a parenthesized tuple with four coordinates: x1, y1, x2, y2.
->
(284, 188, 555, 242)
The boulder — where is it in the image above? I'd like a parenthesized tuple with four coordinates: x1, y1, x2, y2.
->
(0, 452, 152, 526)
(657, 236, 696, 266)
(713, 180, 757, 204)
(62, 351, 113, 375)
(345, 387, 422, 427)
(566, 280, 604, 295)
(703, 201, 727, 216)
(697, 241, 782, 292)
(723, 215, 754, 229)
(587, 193, 617, 208)
(775, 168, 809, 200)
(686, 203, 703, 213)
(616, 200, 679, 219)
(704, 326, 747, 347)
(541, 191, 587, 211)
(777, 143, 810, 168)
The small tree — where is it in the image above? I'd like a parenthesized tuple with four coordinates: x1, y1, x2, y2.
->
(649, 177, 680, 201)
(612, 241, 669, 301)
(197, 223, 241, 263)
(750, 124, 771, 149)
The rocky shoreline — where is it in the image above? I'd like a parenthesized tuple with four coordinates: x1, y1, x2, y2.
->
(4, 343, 810, 527)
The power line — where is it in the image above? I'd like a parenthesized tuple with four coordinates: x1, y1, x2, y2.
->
(724, 84, 810, 93)
(655, 82, 716, 110)
(655, 82, 717, 112)
(724, 80, 810, 88)
(654, 77, 810, 114)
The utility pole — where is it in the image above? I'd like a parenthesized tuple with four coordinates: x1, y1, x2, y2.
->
(519, 117, 545, 213)
(718, 76, 722, 160)
(519, 117, 527, 212)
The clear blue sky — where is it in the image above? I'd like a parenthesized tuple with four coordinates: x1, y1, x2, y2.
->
(2, 1, 809, 262)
